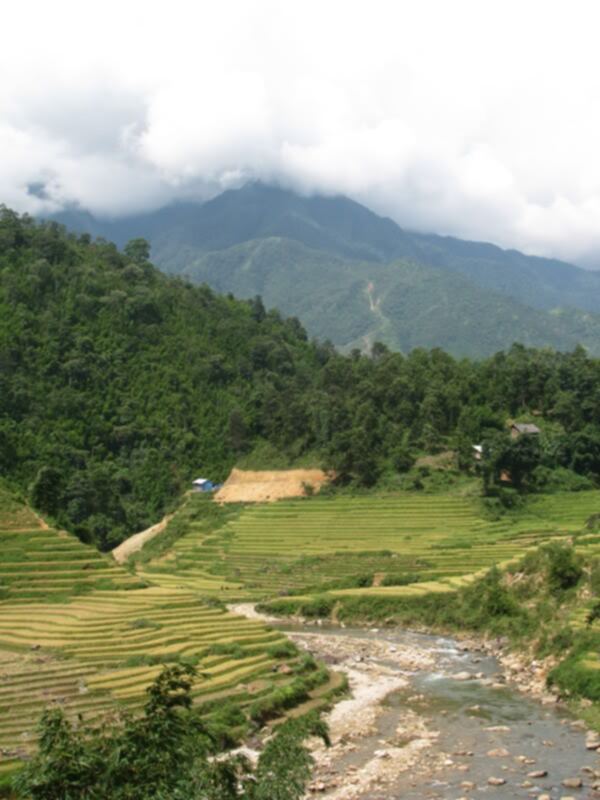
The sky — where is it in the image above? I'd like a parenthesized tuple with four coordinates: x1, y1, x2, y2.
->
(3, 0, 600, 266)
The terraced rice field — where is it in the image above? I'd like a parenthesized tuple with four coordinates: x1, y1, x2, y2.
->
(0, 489, 141, 602)
(0, 586, 300, 773)
(0, 528, 144, 601)
(3, 485, 600, 779)
(140, 491, 600, 599)
(0, 492, 319, 779)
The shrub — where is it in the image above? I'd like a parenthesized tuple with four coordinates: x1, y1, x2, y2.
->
(267, 641, 299, 659)
(204, 643, 245, 659)
(13, 665, 327, 800)
(590, 559, 600, 595)
(381, 572, 422, 587)
(462, 565, 520, 621)
(542, 626, 575, 655)
(549, 648, 600, 701)
(544, 543, 583, 594)
(299, 595, 334, 619)
(249, 680, 310, 724)
(532, 466, 593, 493)
(587, 600, 600, 625)
(586, 513, 600, 533)
(129, 618, 162, 630)
(257, 598, 303, 617)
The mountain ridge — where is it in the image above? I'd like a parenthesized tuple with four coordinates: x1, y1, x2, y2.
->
(49, 183, 600, 356)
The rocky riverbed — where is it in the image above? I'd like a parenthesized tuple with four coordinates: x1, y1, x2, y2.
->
(229, 606, 600, 799)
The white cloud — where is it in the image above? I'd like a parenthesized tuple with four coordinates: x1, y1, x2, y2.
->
(3, 0, 600, 264)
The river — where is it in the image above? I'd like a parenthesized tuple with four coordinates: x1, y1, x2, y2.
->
(231, 606, 600, 799)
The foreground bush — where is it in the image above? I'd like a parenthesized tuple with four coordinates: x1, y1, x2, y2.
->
(14, 665, 328, 800)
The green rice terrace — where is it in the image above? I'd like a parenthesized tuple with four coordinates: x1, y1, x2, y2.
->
(137, 490, 600, 600)
(0, 488, 338, 783)
(4, 481, 600, 782)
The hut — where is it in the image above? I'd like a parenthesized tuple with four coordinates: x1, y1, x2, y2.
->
(510, 423, 541, 439)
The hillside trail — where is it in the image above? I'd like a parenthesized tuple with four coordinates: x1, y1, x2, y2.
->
(112, 468, 329, 562)
(30, 508, 49, 530)
(111, 498, 189, 564)
(215, 468, 329, 503)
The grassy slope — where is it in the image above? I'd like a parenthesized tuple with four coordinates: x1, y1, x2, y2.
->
(0, 491, 331, 783)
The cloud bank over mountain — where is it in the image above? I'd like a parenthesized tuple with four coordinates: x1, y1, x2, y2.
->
(4, 0, 600, 265)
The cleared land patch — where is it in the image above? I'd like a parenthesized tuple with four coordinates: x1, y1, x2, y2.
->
(215, 468, 330, 503)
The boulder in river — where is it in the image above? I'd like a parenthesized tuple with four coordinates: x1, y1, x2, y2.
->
(374, 749, 391, 759)
(487, 777, 506, 786)
(452, 671, 474, 681)
(561, 777, 583, 788)
(585, 733, 600, 750)
(487, 747, 510, 757)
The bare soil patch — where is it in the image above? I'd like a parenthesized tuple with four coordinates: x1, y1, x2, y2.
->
(215, 468, 330, 504)
(112, 511, 175, 564)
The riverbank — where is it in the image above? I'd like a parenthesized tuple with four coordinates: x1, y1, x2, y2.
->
(230, 604, 446, 796)
(291, 631, 442, 798)
(230, 604, 600, 799)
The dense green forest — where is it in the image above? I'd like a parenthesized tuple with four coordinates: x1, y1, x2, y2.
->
(5, 207, 600, 548)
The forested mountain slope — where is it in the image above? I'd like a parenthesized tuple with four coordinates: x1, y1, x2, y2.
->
(7, 208, 600, 550)
(0, 208, 329, 547)
(172, 237, 600, 357)
(51, 183, 600, 357)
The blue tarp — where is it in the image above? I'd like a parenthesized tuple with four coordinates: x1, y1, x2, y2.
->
(193, 480, 222, 492)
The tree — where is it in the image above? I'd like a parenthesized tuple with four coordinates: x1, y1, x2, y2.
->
(482, 432, 542, 492)
(228, 409, 249, 454)
(249, 295, 266, 323)
(29, 467, 63, 517)
(14, 665, 328, 800)
(543, 542, 583, 594)
(123, 238, 150, 265)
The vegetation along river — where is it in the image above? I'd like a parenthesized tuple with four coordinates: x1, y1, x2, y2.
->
(235, 608, 600, 799)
